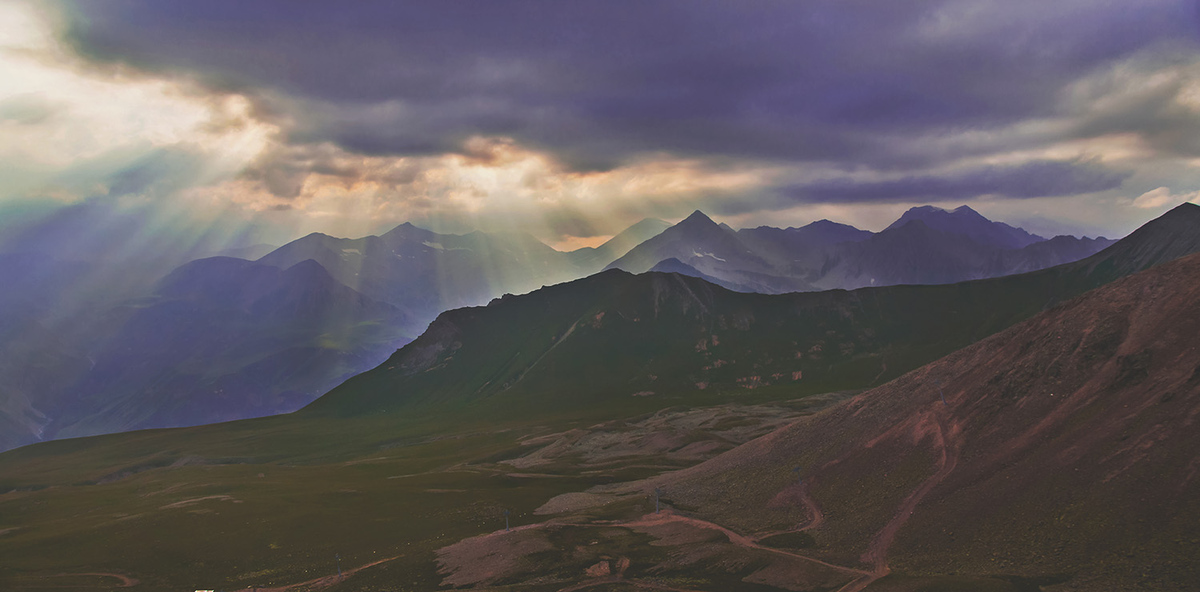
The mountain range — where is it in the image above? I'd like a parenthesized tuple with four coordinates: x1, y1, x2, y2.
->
(0, 204, 1133, 451)
(608, 205, 1114, 291)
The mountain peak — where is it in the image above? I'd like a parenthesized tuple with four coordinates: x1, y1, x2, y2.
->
(383, 221, 421, 233)
(885, 204, 1042, 249)
(281, 258, 334, 282)
(381, 221, 436, 243)
(1167, 201, 1200, 216)
(801, 219, 864, 232)
(680, 210, 717, 226)
(894, 204, 985, 223)
(672, 210, 726, 237)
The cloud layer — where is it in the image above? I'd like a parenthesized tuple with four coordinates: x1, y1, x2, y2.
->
(2, 0, 1199, 243)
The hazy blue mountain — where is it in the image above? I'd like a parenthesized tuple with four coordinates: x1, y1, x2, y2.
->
(257, 223, 593, 332)
(0, 253, 136, 451)
(998, 234, 1116, 274)
(567, 218, 672, 271)
(44, 257, 412, 439)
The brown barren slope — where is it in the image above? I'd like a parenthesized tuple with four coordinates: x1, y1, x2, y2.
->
(646, 252, 1200, 591)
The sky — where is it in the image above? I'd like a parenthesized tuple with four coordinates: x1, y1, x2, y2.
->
(2, 1, 1200, 249)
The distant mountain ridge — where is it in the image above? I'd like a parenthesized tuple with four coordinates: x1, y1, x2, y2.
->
(609, 205, 1114, 292)
(0, 204, 1150, 451)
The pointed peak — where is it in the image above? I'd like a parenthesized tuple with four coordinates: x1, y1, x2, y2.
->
(382, 221, 433, 240)
(674, 211, 725, 232)
(949, 205, 989, 220)
(1133, 201, 1200, 231)
(670, 210, 728, 237)
(282, 258, 332, 280)
(1167, 202, 1200, 215)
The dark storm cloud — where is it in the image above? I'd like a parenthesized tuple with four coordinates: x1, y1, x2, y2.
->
(55, 0, 1199, 174)
(780, 160, 1131, 204)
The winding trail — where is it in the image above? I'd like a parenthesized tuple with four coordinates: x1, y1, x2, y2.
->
(797, 481, 825, 531)
(627, 511, 869, 578)
(838, 407, 962, 592)
(442, 403, 964, 592)
(38, 573, 140, 588)
(747, 479, 827, 544)
(241, 555, 403, 592)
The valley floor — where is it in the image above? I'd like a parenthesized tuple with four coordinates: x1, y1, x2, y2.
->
(0, 392, 1082, 592)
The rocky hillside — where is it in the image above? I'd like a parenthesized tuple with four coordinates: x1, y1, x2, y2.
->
(646, 251, 1200, 591)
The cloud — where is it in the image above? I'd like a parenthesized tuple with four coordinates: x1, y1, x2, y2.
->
(194, 135, 780, 241)
(54, 1, 1198, 172)
(778, 159, 1130, 205)
(1132, 186, 1200, 209)
(0, 2, 276, 208)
